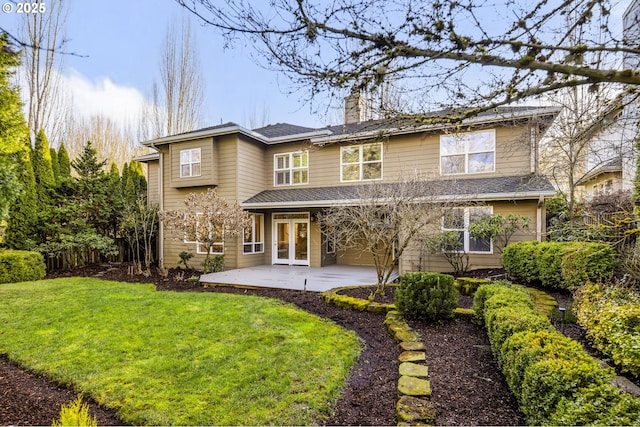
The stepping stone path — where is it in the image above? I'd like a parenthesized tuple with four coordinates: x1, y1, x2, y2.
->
(384, 310, 436, 426)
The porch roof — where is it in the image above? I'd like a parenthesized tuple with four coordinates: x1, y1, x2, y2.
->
(242, 173, 556, 208)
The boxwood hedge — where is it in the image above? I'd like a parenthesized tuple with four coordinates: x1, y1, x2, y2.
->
(0, 250, 46, 284)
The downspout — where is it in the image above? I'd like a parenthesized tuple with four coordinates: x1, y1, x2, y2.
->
(150, 142, 165, 269)
(537, 195, 544, 242)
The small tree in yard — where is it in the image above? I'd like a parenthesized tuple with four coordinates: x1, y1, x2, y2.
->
(320, 173, 456, 298)
(468, 213, 531, 254)
(159, 188, 251, 273)
(424, 231, 469, 276)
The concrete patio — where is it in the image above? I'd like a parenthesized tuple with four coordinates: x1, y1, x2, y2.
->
(200, 264, 399, 292)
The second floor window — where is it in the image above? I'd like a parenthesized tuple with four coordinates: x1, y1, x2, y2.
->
(274, 151, 308, 186)
(440, 130, 495, 175)
(341, 143, 382, 181)
(180, 148, 201, 178)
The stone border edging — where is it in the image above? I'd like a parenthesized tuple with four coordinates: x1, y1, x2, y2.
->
(322, 285, 438, 425)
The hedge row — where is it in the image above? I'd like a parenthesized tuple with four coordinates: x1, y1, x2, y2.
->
(474, 281, 640, 425)
(573, 282, 640, 377)
(0, 250, 46, 284)
(501, 241, 617, 290)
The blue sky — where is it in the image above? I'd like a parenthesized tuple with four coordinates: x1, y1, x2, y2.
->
(0, 0, 634, 136)
(0, 0, 332, 133)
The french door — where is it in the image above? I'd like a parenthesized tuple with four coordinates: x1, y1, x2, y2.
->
(272, 213, 309, 266)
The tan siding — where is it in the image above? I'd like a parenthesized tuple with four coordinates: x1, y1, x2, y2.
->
(146, 161, 160, 206)
(169, 137, 217, 188)
(264, 125, 533, 189)
(399, 200, 540, 274)
(237, 136, 266, 201)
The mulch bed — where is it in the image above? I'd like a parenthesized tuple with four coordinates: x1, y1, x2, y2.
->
(1, 264, 576, 426)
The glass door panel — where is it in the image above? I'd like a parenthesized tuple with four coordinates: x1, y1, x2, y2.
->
(276, 222, 290, 263)
(294, 221, 308, 262)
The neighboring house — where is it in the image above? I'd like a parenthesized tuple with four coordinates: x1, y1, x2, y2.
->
(138, 99, 558, 274)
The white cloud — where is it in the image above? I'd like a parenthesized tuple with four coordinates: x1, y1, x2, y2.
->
(62, 69, 149, 127)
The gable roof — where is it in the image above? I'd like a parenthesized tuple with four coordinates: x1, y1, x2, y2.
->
(141, 106, 560, 148)
(242, 174, 555, 208)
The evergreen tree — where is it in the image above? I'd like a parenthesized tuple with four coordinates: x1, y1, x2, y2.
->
(0, 34, 29, 224)
(32, 129, 55, 188)
(72, 141, 106, 178)
(120, 161, 130, 195)
(50, 147, 59, 183)
(107, 163, 124, 237)
(4, 147, 38, 249)
(57, 143, 71, 178)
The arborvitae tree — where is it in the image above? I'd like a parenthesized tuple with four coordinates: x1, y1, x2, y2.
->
(120, 161, 130, 194)
(107, 163, 124, 237)
(49, 147, 59, 183)
(0, 34, 30, 223)
(4, 146, 38, 249)
(32, 129, 55, 188)
(124, 161, 147, 204)
(57, 143, 71, 178)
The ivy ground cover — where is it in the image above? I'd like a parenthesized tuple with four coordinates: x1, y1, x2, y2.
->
(0, 278, 361, 425)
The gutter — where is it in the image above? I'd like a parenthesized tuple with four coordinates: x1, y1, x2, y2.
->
(241, 190, 557, 209)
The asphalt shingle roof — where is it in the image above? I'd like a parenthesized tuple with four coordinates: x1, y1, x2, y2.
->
(243, 174, 555, 206)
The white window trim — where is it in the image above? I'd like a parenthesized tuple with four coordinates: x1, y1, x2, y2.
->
(180, 148, 202, 178)
(440, 130, 496, 176)
(442, 206, 494, 254)
(340, 142, 383, 182)
(274, 151, 309, 186)
(182, 213, 224, 255)
(243, 214, 265, 254)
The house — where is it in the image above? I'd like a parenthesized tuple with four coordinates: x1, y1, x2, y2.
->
(138, 99, 559, 274)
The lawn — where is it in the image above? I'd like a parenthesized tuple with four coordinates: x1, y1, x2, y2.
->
(0, 278, 361, 425)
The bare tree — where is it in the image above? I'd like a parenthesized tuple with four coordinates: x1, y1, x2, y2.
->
(62, 113, 140, 169)
(176, 0, 640, 119)
(145, 17, 205, 138)
(320, 172, 458, 296)
(19, 0, 68, 143)
(159, 188, 251, 273)
(540, 88, 632, 226)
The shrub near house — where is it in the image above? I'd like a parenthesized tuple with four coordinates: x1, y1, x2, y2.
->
(0, 250, 46, 283)
(474, 281, 640, 425)
(502, 241, 616, 290)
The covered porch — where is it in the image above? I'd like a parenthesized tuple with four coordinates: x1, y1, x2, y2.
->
(200, 264, 399, 292)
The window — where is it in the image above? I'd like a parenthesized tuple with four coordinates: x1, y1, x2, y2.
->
(183, 213, 224, 255)
(442, 207, 492, 253)
(274, 151, 308, 186)
(341, 143, 382, 181)
(243, 214, 264, 254)
(440, 130, 495, 175)
(180, 148, 201, 178)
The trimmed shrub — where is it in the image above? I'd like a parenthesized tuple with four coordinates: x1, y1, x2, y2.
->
(455, 277, 490, 296)
(561, 242, 617, 291)
(574, 282, 640, 377)
(501, 240, 539, 283)
(485, 308, 553, 363)
(472, 279, 515, 324)
(549, 383, 640, 426)
(394, 272, 457, 322)
(521, 356, 612, 425)
(537, 242, 577, 289)
(0, 250, 46, 284)
(473, 280, 635, 426)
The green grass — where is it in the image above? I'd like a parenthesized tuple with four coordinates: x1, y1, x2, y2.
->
(0, 278, 361, 425)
